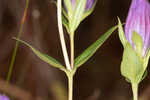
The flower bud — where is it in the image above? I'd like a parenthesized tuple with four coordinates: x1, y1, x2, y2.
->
(66, 0, 95, 11)
(118, 0, 150, 84)
(63, 0, 97, 34)
(125, 0, 150, 57)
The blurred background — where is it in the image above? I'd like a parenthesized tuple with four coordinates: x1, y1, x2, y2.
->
(0, 0, 150, 100)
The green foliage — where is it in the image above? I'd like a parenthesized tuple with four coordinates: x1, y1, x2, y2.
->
(74, 25, 118, 69)
(14, 38, 66, 72)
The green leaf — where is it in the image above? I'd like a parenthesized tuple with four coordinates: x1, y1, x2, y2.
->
(132, 31, 143, 56)
(69, 0, 87, 33)
(74, 25, 118, 69)
(14, 38, 66, 71)
(118, 18, 127, 47)
(121, 43, 144, 84)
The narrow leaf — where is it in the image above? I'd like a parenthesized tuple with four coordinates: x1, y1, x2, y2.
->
(14, 38, 66, 71)
(74, 25, 118, 68)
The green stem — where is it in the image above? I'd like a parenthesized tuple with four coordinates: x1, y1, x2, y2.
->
(131, 83, 138, 100)
(57, 0, 71, 71)
(68, 73, 73, 100)
(70, 34, 74, 69)
(6, 0, 29, 84)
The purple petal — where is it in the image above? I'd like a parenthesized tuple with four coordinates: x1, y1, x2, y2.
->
(85, 0, 95, 11)
(125, 0, 150, 56)
(71, 0, 76, 8)
(0, 94, 9, 100)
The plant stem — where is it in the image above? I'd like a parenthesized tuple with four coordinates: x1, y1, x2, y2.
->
(131, 83, 138, 100)
(6, 0, 29, 84)
(67, 73, 73, 100)
(68, 34, 74, 100)
(57, 0, 71, 71)
(70, 34, 74, 68)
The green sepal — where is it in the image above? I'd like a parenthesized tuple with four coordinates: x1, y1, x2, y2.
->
(141, 70, 147, 81)
(118, 18, 127, 47)
(81, 0, 97, 21)
(143, 47, 150, 70)
(74, 25, 118, 70)
(132, 31, 143, 56)
(62, 15, 70, 33)
(121, 42, 145, 84)
(14, 38, 66, 72)
(63, 0, 72, 15)
(69, 0, 87, 34)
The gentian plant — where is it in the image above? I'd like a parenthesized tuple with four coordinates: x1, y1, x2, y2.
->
(15, 0, 117, 100)
(118, 0, 150, 100)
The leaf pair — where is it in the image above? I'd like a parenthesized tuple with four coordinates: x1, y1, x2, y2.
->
(14, 25, 117, 73)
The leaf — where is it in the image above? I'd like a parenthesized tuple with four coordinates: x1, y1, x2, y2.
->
(74, 25, 118, 69)
(121, 43, 144, 83)
(14, 38, 66, 71)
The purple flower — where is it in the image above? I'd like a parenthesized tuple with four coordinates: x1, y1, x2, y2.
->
(85, 0, 95, 11)
(0, 94, 9, 100)
(125, 0, 150, 56)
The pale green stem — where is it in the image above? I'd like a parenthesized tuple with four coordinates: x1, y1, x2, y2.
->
(57, 0, 71, 71)
(57, 1, 75, 100)
(67, 73, 73, 100)
(6, 0, 29, 84)
(70, 34, 74, 68)
(132, 83, 138, 100)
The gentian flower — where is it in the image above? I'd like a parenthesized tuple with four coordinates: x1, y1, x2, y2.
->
(125, 0, 150, 57)
(118, 0, 150, 99)
(118, 0, 150, 90)
(0, 94, 9, 100)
